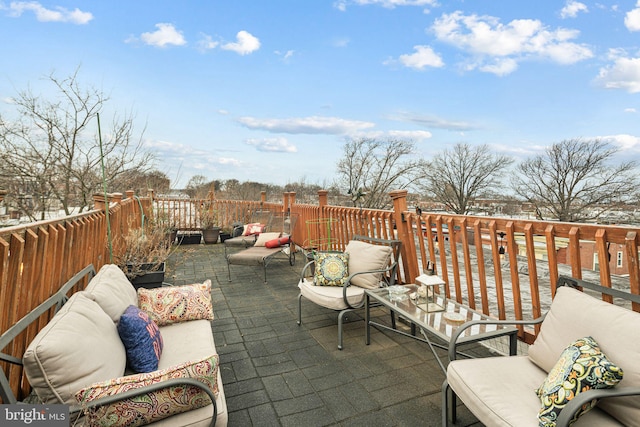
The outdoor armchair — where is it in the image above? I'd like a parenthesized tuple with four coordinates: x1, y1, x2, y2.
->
(296, 235, 402, 350)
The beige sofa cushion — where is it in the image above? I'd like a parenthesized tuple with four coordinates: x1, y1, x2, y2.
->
(528, 285, 640, 425)
(84, 264, 137, 322)
(157, 319, 228, 427)
(344, 240, 393, 289)
(447, 355, 620, 427)
(23, 292, 126, 404)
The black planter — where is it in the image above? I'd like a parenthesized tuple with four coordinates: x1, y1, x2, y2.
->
(219, 232, 232, 243)
(177, 232, 202, 245)
(127, 262, 165, 289)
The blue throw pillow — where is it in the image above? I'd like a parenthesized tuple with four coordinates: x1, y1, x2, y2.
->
(117, 305, 164, 373)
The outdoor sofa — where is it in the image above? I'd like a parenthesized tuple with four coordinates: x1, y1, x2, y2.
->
(0, 264, 227, 427)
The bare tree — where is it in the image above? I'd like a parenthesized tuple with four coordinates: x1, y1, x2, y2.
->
(336, 137, 427, 209)
(0, 68, 154, 219)
(512, 138, 637, 222)
(420, 143, 512, 215)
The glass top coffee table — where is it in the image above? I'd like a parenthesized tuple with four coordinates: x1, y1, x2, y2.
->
(365, 284, 518, 373)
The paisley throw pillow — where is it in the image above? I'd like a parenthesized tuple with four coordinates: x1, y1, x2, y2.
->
(314, 252, 349, 286)
(138, 280, 214, 326)
(536, 336, 624, 427)
(75, 353, 219, 427)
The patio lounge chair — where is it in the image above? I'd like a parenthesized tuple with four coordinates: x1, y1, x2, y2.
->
(226, 213, 298, 283)
(297, 235, 402, 350)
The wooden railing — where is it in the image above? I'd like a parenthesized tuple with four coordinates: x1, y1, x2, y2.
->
(0, 192, 148, 401)
(2, 187, 640, 401)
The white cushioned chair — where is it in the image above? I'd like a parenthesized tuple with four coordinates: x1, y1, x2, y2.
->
(297, 235, 402, 350)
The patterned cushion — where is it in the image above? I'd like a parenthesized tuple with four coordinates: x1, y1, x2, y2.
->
(117, 305, 164, 373)
(138, 280, 214, 326)
(314, 252, 349, 286)
(75, 354, 219, 427)
(243, 223, 265, 235)
(536, 336, 624, 427)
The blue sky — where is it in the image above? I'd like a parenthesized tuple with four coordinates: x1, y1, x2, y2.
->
(1, 1, 640, 189)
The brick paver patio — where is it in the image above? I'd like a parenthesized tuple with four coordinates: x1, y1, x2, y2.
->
(167, 243, 486, 426)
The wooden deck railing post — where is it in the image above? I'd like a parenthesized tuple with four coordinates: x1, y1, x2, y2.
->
(389, 189, 417, 283)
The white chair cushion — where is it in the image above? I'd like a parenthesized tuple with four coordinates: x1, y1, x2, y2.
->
(23, 292, 126, 404)
(298, 278, 365, 310)
(84, 264, 138, 322)
(345, 240, 393, 289)
(528, 286, 640, 425)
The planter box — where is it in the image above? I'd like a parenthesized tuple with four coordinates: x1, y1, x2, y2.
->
(127, 262, 165, 290)
(219, 232, 232, 243)
(177, 232, 202, 245)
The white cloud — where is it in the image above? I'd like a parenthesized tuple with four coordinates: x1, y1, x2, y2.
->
(221, 30, 260, 55)
(393, 45, 444, 70)
(625, 1, 640, 31)
(237, 116, 375, 134)
(197, 34, 219, 51)
(387, 130, 433, 141)
(334, 0, 437, 11)
(140, 23, 186, 47)
(6, 1, 92, 24)
(625, 108, 637, 113)
(246, 137, 298, 153)
(600, 134, 640, 151)
(560, 1, 588, 19)
(396, 112, 480, 131)
(431, 11, 593, 75)
(595, 52, 640, 93)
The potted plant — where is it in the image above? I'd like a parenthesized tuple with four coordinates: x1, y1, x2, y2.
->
(199, 204, 221, 244)
(114, 224, 173, 289)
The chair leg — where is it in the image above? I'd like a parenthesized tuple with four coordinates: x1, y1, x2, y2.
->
(337, 308, 355, 350)
(227, 261, 232, 282)
(442, 379, 457, 426)
(297, 293, 303, 325)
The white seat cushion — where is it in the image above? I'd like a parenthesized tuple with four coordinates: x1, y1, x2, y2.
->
(298, 278, 365, 310)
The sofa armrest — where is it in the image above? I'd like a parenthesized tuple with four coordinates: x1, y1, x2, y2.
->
(556, 386, 640, 427)
(448, 316, 545, 361)
(71, 377, 218, 427)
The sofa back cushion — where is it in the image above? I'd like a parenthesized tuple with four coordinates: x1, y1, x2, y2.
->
(528, 285, 640, 425)
(84, 264, 138, 322)
(23, 292, 127, 404)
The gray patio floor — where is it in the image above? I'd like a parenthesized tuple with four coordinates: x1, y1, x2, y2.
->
(167, 243, 487, 427)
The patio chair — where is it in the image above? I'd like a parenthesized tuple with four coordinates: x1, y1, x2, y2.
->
(297, 235, 402, 350)
(226, 212, 298, 283)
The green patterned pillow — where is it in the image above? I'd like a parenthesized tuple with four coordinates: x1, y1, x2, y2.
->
(536, 336, 624, 427)
(314, 252, 349, 286)
(75, 354, 219, 427)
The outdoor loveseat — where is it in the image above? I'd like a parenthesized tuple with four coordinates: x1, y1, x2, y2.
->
(0, 264, 227, 427)
(443, 275, 640, 427)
